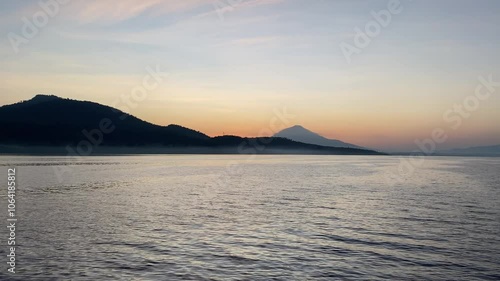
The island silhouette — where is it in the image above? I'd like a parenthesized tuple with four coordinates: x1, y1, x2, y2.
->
(0, 95, 383, 155)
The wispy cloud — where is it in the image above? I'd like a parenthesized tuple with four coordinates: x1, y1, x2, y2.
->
(62, 0, 284, 24)
(71, 0, 162, 23)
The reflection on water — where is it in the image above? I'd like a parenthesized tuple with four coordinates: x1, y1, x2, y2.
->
(0, 155, 499, 280)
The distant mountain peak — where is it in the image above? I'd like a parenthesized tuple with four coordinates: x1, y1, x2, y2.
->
(278, 125, 326, 139)
(292, 125, 316, 132)
(274, 125, 364, 149)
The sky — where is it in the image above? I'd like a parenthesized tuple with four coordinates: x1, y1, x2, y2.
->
(0, 0, 499, 152)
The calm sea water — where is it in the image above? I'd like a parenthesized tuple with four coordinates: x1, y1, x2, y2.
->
(0, 155, 499, 280)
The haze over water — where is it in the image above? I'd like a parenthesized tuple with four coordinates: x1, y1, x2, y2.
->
(1, 155, 499, 280)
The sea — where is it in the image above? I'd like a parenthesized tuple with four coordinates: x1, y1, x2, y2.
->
(0, 155, 499, 280)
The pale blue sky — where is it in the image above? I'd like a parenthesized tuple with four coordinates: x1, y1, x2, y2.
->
(1, 0, 499, 151)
